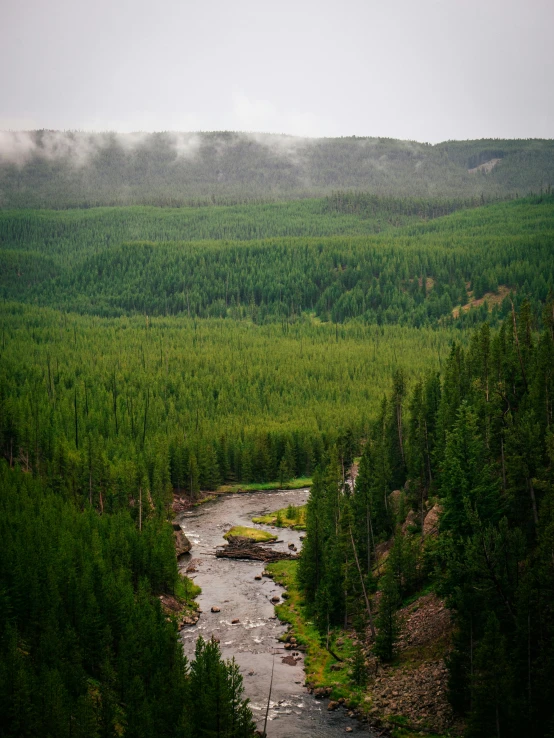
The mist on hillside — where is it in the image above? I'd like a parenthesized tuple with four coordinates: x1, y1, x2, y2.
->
(0, 131, 553, 208)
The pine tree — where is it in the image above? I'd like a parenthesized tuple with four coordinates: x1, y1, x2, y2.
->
(351, 642, 368, 687)
(374, 569, 400, 662)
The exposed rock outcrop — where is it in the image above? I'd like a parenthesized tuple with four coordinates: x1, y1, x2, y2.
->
(401, 509, 417, 533)
(423, 504, 442, 537)
(388, 489, 403, 514)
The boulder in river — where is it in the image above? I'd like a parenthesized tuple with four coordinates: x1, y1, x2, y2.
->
(172, 523, 192, 557)
(211, 606, 221, 613)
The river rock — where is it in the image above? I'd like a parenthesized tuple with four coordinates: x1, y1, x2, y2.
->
(178, 613, 199, 630)
(173, 523, 192, 556)
(313, 687, 331, 698)
(231, 618, 240, 624)
(254, 575, 262, 580)
(327, 700, 339, 711)
(346, 728, 353, 733)
(211, 606, 221, 613)
(271, 596, 280, 603)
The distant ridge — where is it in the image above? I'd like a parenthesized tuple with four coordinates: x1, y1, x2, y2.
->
(0, 131, 553, 208)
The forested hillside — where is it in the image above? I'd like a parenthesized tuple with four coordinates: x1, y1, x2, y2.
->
(297, 297, 554, 737)
(2, 195, 553, 323)
(1, 131, 553, 208)
(2, 165, 554, 738)
(0, 304, 457, 500)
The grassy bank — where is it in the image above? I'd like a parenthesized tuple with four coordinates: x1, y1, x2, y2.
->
(252, 504, 307, 529)
(266, 560, 452, 738)
(217, 477, 312, 494)
(267, 560, 363, 704)
(175, 573, 202, 602)
(223, 526, 277, 542)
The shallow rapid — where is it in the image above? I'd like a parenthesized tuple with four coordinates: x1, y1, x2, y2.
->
(178, 489, 373, 737)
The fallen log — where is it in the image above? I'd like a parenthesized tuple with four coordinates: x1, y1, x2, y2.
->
(215, 537, 297, 562)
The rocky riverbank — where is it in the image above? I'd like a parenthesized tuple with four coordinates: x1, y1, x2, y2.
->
(177, 488, 366, 736)
(267, 559, 462, 738)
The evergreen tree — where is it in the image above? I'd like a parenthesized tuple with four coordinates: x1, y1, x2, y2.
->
(374, 569, 400, 662)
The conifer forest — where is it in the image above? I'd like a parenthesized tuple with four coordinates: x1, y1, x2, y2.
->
(1, 133, 554, 738)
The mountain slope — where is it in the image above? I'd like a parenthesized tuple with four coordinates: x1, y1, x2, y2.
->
(1, 131, 553, 208)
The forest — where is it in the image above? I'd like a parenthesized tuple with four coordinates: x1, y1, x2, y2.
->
(1, 131, 554, 208)
(2, 195, 553, 324)
(1, 172, 554, 736)
(298, 297, 554, 737)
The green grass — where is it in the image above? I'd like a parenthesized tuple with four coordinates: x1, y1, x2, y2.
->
(217, 477, 312, 494)
(193, 494, 217, 506)
(174, 574, 202, 603)
(223, 526, 277, 542)
(266, 560, 365, 707)
(252, 504, 307, 529)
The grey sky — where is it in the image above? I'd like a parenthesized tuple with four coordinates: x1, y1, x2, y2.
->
(1, 0, 552, 142)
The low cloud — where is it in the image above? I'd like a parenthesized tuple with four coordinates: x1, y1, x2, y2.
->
(0, 129, 204, 167)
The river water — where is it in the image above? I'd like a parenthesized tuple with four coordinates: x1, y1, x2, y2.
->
(177, 489, 373, 737)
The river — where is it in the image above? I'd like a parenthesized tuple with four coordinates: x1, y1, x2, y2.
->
(177, 488, 373, 737)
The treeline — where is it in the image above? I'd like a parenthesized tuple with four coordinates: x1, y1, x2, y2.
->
(2, 197, 553, 325)
(0, 304, 458, 501)
(0, 198, 415, 263)
(1, 132, 553, 208)
(0, 464, 254, 737)
(298, 297, 554, 737)
(322, 191, 498, 219)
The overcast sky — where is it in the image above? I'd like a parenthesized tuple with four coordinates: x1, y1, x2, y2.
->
(1, 0, 552, 143)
